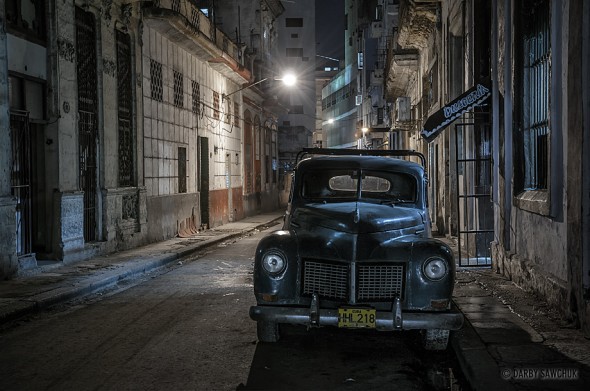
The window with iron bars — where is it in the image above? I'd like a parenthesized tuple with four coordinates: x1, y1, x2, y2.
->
(173, 70, 183, 108)
(517, 0, 550, 191)
(150, 59, 163, 102)
(213, 91, 220, 120)
(192, 80, 200, 114)
(233, 102, 240, 127)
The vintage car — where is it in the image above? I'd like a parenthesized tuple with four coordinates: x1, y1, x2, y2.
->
(249, 148, 463, 350)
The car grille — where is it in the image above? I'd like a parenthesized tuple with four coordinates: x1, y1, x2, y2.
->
(302, 260, 404, 302)
(302, 260, 348, 299)
(357, 264, 404, 300)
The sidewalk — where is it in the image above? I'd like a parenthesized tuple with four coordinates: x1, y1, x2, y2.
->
(440, 237, 590, 391)
(0, 212, 285, 325)
(1, 214, 588, 390)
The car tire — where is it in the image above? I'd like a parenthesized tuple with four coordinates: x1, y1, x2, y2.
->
(257, 320, 280, 342)
(422, 329, 450, 351)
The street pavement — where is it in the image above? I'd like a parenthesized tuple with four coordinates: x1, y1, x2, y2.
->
(1, 211, 588, 390)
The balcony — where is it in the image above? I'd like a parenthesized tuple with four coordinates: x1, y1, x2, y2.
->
(397, 0, 438, 50)
(142, 0, 252, 84)
(384, 35, 420, 101)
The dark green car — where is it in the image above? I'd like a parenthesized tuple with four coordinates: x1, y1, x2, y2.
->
(250, 149, 463, 350)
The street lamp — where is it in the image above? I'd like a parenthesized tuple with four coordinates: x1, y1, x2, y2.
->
(222, 73, 297, 101)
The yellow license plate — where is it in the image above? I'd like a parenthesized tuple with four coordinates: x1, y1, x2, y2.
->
(338, 308, 376, 328)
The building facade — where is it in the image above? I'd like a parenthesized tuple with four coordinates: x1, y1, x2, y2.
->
(383, 0, 590, 335)
(0, 0, 285, 279)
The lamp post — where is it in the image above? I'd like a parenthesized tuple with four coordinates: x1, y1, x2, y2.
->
(222, 73, 296, 102)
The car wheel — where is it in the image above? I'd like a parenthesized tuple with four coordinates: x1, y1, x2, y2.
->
(422, 329, 450, 351)
(257, 320, 280, 342)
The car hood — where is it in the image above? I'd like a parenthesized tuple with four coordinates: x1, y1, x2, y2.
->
(291, 202, 424, 234)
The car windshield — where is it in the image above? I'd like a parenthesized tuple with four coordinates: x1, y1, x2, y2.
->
(301, 169, 417, 203)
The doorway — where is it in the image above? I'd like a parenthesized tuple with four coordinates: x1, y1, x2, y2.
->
(454, 116, 493, 267)
(198, 136, 209, 229)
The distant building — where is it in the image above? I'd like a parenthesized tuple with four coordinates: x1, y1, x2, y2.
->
(274, 0, 316, 172)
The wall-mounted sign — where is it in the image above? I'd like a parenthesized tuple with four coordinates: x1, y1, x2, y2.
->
(421, 78, 491, 143)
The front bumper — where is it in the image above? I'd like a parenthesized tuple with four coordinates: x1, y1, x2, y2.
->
(249, 296, 464, 331)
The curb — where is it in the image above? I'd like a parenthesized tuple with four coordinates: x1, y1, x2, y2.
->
(0, 217, 283, 325)
(450, 313, 516, 391)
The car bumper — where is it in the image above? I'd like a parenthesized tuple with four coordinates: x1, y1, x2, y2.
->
(250, 296, 464, 331)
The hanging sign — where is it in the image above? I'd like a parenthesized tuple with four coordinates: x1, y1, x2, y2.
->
(420, 78, 491, 143)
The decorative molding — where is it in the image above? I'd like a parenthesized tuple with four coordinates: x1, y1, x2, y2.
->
(138, 20, 143, 46)
(121, 3, 133, 26)
(122, 194, 138, 220)
(103, 58, 116, 77)
(102, 0, 113, 26)
(57, 37, 75, 62)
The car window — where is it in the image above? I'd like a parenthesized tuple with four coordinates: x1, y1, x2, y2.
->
(302, 170, 358, 200)
(301, 169, 416, 203)
(360, 170, 416, 203)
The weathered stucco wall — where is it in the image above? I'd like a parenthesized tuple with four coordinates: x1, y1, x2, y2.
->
(491, 0, 589, 334)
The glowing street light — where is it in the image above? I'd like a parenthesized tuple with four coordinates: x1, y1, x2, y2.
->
(280, 73, 297, 87)
(223, 73, 297, 101)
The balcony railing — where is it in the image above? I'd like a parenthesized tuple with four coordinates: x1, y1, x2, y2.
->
(144, 0, 251, 83)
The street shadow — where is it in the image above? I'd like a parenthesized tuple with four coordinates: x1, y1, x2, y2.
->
(236, 325, 465, 390)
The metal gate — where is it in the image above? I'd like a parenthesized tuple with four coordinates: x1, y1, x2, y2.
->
(455, 117, 493, 267)
(76, 7, 98, 242)
(10, 110, 32, 256)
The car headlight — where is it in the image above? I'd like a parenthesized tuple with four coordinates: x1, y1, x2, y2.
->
(423, 257, 448, 281)
(262, 251, 286, 275)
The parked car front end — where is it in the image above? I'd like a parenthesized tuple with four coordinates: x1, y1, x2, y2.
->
(249, 149, 463, 350)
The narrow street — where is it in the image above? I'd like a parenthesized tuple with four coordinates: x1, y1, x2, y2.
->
(0, 223, 465, 391)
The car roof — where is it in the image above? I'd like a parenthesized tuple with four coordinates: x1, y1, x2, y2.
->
(296, 155, 424, 176)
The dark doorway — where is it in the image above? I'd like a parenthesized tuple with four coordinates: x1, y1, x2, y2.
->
(75, 7, 99, 242)
(198, 136, 209, 229)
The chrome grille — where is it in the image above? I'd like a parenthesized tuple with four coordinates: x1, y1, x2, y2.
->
(357, 264, 404, 300)
(302, 260, 348, 299)
(302, 260, 405, 302)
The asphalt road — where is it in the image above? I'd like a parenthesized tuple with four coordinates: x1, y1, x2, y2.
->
(0, 223, 466, 390)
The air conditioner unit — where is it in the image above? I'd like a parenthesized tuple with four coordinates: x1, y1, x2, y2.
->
(356, 95, 363, 106)
(395, 97, 410, 122)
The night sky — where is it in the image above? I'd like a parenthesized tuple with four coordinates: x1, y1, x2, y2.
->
(315, 0, 345, 64)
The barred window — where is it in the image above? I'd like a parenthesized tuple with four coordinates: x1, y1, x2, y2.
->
(171, 0, 181, 13)
(225, 98, 231, 124)
(517, 0, 550, 190)
(150, 59, 163, 102)
(173, 70, 183, 108)
(233, 102, 240, 127)
(213, 91, 220, 120)
(116, 30, 134, 187)
(191, 80, 200, 114)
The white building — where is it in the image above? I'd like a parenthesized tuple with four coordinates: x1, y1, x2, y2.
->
(0, 0, 285, 279)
